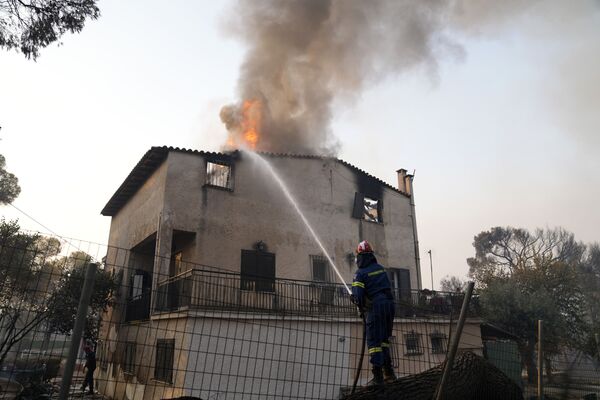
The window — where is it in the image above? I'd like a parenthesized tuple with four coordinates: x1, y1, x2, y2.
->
(206, 161, 232, 189)
(430, 332, 447, 354)
(363, 197, 380, 223)
(387, 336, 401, 368)
(240, 250, 276, 292)
(311, 255, 331, 282)
(170, 251, 183, 277)
(387, 268, 411, 300)
(98, 341, 108, 370)
(132, 274, 144, 299)
(352, 192, 382, 223)
(123, 342, 136, 374)
(404, 331, 422, 356)
(154, 339, 175, 383)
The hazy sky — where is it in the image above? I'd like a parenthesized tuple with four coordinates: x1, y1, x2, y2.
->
(1, 1, 599, 288)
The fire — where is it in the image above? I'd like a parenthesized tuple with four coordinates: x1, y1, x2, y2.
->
(221, 99, 263, 150)
(241, 99, 261, 149)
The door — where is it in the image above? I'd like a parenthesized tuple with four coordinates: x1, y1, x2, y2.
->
(387, 268, 411, 299)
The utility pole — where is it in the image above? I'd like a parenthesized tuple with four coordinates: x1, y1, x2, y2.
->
(434, 281, 475, 400)
(538, 320, 544, 400)
(428, 250, 434, 289)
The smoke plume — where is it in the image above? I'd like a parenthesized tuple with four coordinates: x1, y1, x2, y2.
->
(220, 0, 599, 155)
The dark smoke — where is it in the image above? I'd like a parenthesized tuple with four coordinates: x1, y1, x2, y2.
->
(221, 0, 465, 154)
(220, 0, 597, 154)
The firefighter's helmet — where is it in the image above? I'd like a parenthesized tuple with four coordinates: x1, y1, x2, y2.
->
(356, 240, 373, 254)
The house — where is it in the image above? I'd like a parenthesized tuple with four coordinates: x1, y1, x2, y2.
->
(95, 146, 482, 399)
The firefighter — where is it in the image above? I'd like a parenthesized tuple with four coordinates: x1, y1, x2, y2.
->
(351, 240, 397, 387)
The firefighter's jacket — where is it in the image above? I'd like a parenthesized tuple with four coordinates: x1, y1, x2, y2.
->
(351, 258, 392, 309)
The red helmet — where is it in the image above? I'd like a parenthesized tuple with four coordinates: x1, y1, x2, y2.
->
(356, 240, 373, 254)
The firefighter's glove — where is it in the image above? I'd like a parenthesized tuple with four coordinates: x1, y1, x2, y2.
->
(350, 294, 359, 306)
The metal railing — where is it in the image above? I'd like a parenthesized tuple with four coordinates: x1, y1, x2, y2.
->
(154, 269, 355, 317)
(133, 269, 479, 319)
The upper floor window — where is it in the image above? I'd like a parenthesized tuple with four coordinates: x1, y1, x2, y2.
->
(311, 255, 331, 282)
(363, 197, 380, 223)
(352, 192, 382, 223)
(206, 161, 232, 190)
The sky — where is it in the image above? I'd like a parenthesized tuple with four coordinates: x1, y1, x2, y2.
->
(0, 0, 599, 289)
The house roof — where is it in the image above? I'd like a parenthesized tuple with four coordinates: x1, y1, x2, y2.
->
(101, 146, 409, 216)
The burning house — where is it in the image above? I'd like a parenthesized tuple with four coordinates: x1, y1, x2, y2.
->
(95, 146, 483, 399)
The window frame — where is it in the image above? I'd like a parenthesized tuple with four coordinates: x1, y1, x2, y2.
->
(389, 336, 401, 368)
(240, 250, 276, 293)
(352, 192, 383, 224)
(310, 255, 330, 282)
(430, 331, 447, 354)
(205, 160, 233, 190)
(404, 331, 423, 356)
(154, 339, 175, 384)
(123, 342, 136, 375)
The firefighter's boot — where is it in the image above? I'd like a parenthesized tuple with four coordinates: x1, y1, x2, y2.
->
(367, 366, 384, 388)
(383, 365, 397, 384)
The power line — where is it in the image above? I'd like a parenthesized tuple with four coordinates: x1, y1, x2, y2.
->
(8, 202, 99, 262)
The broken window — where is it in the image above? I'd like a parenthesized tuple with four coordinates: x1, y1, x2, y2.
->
(352, 192, 382, 223)
(311, 255, 331, 282)
(430, 332, 447, 354)
(154, 339, 174, 383)
(404, 331, 422, 356)
(206, 161, 232, 189)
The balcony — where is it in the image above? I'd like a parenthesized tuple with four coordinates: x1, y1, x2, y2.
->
(148, 269, 478, 319)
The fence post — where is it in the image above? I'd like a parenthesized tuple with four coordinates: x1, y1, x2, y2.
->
(58, 262, 98, 400)
(537, 320, 543, 400)
(434, 281, 475, 400)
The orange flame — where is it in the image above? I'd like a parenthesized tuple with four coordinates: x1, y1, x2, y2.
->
(241, 99, 261, 149)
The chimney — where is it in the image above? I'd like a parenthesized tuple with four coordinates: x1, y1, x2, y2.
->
(396, 169, 408, 193)
(405, 173, 414, 196)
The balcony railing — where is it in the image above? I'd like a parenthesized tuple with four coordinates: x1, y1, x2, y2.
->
(149, 269, 478, 318)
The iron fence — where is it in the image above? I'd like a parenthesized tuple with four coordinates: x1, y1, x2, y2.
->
(0, 231, 598, 400)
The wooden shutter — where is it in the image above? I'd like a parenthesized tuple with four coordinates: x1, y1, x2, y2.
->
(256, 252, 275, 292)
(241, 250, 257, 291)
(352, 192, 365, 219)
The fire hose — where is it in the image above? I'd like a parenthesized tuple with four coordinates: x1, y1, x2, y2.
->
(351, 307, 366, 395)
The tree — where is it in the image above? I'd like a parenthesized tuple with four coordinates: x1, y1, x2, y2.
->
(0, 154, 21, 204)
(0, 219, 117, 365)
(0, 0, 100, 59)
(467, 226, 585, 287)
(439, 275, 467, 292)
(578, 243, 600, 359)
(468, 226, 592, 383)
(0, 219, 61, 365)
(46, 253, 117, 341)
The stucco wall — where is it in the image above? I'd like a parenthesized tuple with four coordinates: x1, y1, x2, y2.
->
(107, 161, 168, 250)
(95, 318, 191, 400)
(152, 151, 419, 289)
